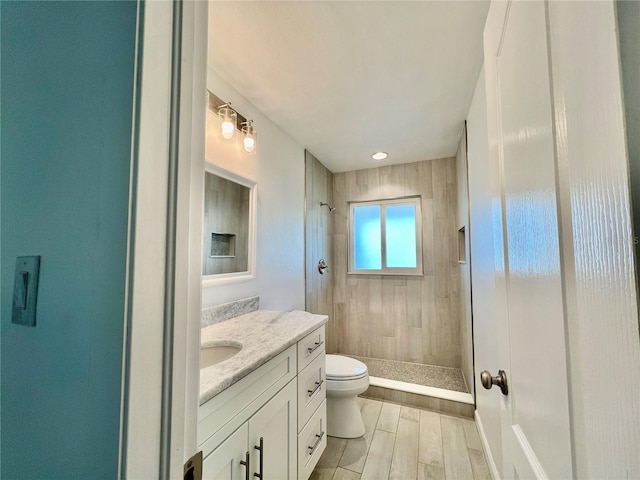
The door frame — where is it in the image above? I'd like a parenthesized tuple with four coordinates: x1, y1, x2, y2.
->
(119, 0, 207, 478)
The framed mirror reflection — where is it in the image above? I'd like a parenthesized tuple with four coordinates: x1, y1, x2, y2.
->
(203, 162, 257, 286)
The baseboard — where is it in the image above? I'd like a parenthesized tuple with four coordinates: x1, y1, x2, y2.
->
(475, 409, 501, 480)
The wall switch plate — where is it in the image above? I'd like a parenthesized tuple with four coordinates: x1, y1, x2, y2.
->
(12, 256, 41, 327)
(183, 451, 202, 480)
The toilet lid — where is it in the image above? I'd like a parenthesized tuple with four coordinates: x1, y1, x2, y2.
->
(325, 355, 368, 380)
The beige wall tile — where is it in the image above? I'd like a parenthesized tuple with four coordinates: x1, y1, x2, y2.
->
(305, 151, 336, 351)
(330, 158, 462, 367)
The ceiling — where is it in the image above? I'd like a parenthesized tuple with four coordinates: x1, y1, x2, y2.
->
(208, 1, 490, 173)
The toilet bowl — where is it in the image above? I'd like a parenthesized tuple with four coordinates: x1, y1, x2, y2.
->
(325, 355, 370, 438)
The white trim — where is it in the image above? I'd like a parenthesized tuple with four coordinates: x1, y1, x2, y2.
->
(512, 425, 549, 480)
(122, 2, 174, 477)
(475, 410, 501, 480)
(121, 1, 208, 477)
(171, 0, 208, 477)
(369, 376, 474, 405)
(202, 162, 257, 287)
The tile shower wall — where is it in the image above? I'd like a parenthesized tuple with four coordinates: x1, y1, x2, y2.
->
(332, 158, 462, 367)
(455, 129, 475, 392)
(305, 151, 337, 352)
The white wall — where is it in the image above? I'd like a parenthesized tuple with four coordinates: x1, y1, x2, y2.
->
(466, 66, 503, 478)
(203, 67, 305, 311)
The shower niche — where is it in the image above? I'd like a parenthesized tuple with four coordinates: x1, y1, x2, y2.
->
(203, 162, 257, 286)
(210, 232, 236, 257)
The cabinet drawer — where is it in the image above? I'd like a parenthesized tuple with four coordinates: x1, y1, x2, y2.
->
(297, 400, 327, 480)
(297, 326, 325, 372)
(297, 352, 325, 431)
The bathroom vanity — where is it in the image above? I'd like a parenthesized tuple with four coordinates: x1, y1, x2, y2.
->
(198, 310, 327, 480)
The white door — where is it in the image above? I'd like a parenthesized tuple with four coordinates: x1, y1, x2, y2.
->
(249, 380, 298, 479)
(483, 2, 573, 478)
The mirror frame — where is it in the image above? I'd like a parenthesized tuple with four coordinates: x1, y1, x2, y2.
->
(203, 161, 257, 287)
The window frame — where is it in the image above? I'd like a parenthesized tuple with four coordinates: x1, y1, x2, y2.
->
(348, 196, 424, 276)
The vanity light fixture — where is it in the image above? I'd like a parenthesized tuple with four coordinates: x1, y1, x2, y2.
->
(217, 103, 237, 140)
(372, 152, 388, 160)
(241, 119, 257, 155)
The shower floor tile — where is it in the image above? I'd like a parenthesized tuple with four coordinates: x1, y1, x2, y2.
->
(348, 356, 469, 393)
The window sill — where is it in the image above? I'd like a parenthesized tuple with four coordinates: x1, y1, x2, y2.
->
(347, 271, 424, 277)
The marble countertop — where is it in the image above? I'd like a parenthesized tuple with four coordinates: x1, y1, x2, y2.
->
(199, 310, 328, 405)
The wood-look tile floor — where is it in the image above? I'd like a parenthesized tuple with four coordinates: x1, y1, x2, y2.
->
(311, 398, 491, 480)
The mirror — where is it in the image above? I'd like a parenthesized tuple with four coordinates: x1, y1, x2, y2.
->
(203, 163, 256, 286)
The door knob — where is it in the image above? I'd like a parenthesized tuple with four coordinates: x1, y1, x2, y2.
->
(480, 369, 508, 395)
(318, 259, 329, 274)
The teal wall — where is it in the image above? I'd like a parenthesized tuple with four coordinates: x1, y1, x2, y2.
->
(1, 2, 137, 478)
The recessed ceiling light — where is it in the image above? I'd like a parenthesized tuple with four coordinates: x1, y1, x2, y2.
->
(372, 152, 388, 160)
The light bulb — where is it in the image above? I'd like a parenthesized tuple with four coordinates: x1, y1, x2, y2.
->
(243, 135, 255, 153)
(221, 119, 235, 139)
(218, 104, 237, 140)
(241, 120, 256, 155)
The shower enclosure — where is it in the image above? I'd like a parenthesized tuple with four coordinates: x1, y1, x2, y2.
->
(305, 148, 474, 417)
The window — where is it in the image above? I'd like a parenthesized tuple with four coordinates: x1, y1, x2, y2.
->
(348, 197, 423, 275)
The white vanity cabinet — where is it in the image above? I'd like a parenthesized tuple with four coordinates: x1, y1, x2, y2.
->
(199, 346, 297, 480)
(199, 325, 327, 480)
(202, 381, 297, 479)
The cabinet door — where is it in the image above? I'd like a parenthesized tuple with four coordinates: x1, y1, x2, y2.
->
(249, 380, 297, 480)
(202, 423, 249, 480)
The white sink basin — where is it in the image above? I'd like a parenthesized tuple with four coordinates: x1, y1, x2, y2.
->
(200, 342, 242, 368)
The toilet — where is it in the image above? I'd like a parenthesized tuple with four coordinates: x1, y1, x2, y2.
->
(325, 355, 370, 438)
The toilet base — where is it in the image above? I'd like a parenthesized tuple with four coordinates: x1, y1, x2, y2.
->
(326, 396, 365, 438)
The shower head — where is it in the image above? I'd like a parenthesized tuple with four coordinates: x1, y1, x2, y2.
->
(320, 202, 336, 213)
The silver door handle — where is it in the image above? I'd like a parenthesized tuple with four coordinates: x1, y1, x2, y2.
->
(480, 369, 508, 395)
